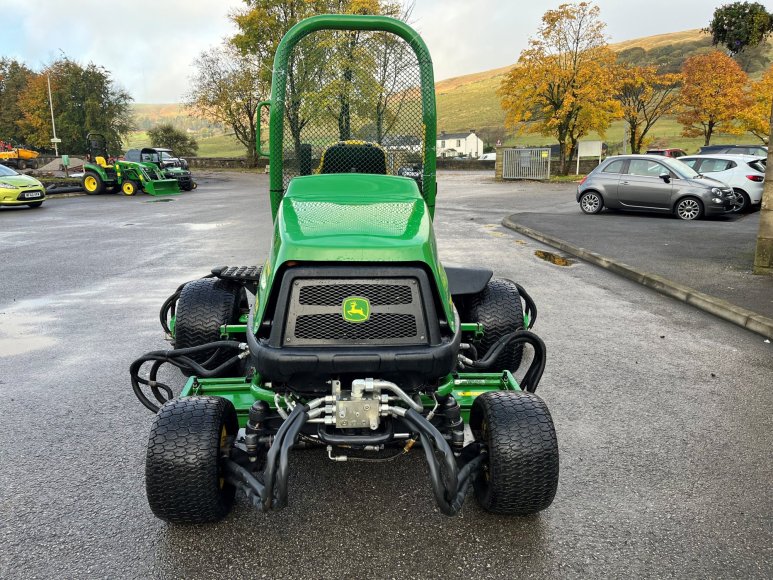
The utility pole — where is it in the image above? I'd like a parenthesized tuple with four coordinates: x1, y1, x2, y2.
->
(47, 75, 60, 157)
(753, 102, 773, 275)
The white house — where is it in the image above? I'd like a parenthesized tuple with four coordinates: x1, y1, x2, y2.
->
(436, 131, 484, 158)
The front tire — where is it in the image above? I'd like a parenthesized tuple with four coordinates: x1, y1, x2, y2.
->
(82, 171, 104, 195)
(731, 189, 750, 214)
(145, 396, 238, 523)
(675, 197, 703, 220)
(470, 391, 559, 515)
(579, 191, 603, 214)
(121, 180, 140, 196)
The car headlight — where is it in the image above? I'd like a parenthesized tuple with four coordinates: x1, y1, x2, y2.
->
(0, 182, 19, 190)
(710, 187, 721, 195)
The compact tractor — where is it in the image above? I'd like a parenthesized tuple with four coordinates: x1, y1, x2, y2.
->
(124, 147, 196, 191)
(81, 133, 180, 196)
(131, 15, 559, 522)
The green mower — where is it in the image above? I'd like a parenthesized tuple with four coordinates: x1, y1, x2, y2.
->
(132, 14, 558, 522)
(81, 133, 180, 196)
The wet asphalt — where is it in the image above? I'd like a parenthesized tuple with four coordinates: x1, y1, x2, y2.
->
(0, 171, 771, 579)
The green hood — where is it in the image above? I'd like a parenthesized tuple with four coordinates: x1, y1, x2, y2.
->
(256, 173, 454, 327)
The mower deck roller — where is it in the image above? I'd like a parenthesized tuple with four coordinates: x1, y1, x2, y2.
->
(132, 14, 559, 524)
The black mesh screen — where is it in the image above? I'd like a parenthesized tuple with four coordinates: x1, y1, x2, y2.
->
(281, 29, 424, 190)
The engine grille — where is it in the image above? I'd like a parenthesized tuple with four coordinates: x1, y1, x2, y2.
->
(284, 278, 428, 346)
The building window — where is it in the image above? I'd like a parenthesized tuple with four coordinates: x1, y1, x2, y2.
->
(456, 139, 461, 147)
(441, 140, 445, 147)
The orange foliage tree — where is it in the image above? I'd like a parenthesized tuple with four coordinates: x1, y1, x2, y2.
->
(498, 2, 621, 174)
(615, 65, 682, 153)
(677, 51, 749, 146)
(740, 64, 773, 142)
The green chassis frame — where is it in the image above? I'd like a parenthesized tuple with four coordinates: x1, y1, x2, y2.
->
(174, 15, 529, 429)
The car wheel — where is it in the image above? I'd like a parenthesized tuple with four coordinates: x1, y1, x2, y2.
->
(579, 191, 603, 214)
(145, 396, 238, 524)
(731, 189, 750, 214)
(675, 197, 703, 220)
(26, 202, 43, 208)
(82, 171, 104, 195)
(470, 391, 559, 515)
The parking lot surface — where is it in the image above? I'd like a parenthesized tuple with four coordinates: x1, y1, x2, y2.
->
(1, 171, 771, 579)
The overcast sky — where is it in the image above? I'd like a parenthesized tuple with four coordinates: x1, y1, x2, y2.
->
(0, 0, 764, 103)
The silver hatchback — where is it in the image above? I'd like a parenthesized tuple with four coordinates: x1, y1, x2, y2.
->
(577, 155, 736, 220)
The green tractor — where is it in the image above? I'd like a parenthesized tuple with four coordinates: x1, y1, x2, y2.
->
(131, 15, 559, 522)
(81, 133, 180, 196)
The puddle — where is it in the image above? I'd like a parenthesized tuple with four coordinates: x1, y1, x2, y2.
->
(534, 250, 574, 266)
(0, 311, 57, 356)
(182, 223, 229, 231)
(145, 198, 175, 203)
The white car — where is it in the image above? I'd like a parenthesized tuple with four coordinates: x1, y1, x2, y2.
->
(679, 154, 766, 213)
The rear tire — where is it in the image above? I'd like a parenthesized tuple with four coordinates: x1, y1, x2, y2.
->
(174, 278, 247, 376)
(470, 391, 559, 515)
(466, 279, 525, 372)
(579, 191, 603, 214)
(82, 171, 104, 195)
(145, 396, 238, 524)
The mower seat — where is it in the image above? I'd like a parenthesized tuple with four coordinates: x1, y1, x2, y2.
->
(318, 141, 386, 175)
(95, 156, 110, 168)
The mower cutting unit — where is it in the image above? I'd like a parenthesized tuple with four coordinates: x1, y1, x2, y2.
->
(132, 15, 559, 523)
(81, 133, 180, 196)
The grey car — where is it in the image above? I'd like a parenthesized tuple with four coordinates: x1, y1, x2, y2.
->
(576, 155, 736, 220)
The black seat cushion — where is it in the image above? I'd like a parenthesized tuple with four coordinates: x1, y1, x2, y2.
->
(319, 141, 387, 175)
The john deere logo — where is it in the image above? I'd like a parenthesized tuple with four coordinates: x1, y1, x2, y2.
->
(342, 296, 370, 323)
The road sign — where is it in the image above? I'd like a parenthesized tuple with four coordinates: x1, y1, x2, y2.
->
(50, 138, 62, 143)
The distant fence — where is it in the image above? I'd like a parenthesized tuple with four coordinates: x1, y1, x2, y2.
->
(499, 148, 551, 180)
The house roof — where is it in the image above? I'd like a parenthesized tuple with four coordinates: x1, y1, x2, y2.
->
(437, 132, 474, 140)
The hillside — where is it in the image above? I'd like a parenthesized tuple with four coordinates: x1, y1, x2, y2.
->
(129, 29, 773, 156)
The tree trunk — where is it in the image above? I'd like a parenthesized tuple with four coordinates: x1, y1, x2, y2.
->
(753, 103, 773, 275)
(704, 120, 714, 146)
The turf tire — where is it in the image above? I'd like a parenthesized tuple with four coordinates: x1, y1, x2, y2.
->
(467, 278, 525, 372)
(174, 278, 247, 376)
(145, 396, 238, 523)
(470, 391, 559, 515)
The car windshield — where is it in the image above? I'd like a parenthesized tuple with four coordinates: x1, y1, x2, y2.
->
(660, 157, 699, 179)
(0, 164, 19, 177)
(161, 152, 174, 160)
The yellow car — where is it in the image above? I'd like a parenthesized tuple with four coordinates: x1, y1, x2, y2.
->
(0, 163, 46, 208)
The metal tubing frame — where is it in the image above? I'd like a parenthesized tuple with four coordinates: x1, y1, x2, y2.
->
(264, 14, 438, 220)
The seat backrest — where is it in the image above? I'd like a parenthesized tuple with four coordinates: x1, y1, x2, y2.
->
(318, 141, 387, 175)
(95, 156, 108, 168)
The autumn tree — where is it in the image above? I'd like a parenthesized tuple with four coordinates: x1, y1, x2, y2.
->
(498, 2, 621, 174)
(739, 64, 773, 142)
(677, 51, 749, 146)
(148, 124, 199, 156)
(615, 65, 681, 153)
(186, 43, 268, 165)
(0, 59, 34, 144)
(16, 58, 133, 153)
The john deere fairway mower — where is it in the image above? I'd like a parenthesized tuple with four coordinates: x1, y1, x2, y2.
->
(131, 15, 558, 523)
(81, 133, 180, 196)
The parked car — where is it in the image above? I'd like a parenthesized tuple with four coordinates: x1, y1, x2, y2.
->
(0, 163, 45, 208)
(698, 144, 768, 157)
(479, 152, 496, 161)
(397, 164, 422, 187)
(646, 148, 687, 158)
(577, 154, 736, 220)
(679, 154, 765, 213)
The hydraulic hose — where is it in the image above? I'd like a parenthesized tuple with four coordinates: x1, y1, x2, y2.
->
(514, 282, 537, 329)
(469, 330, 546, 392)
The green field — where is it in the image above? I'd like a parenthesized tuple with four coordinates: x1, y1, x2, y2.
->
(127, 29, 772, 157)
